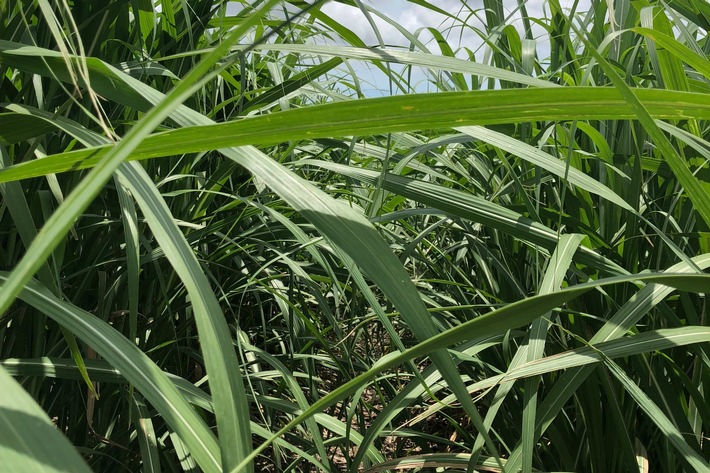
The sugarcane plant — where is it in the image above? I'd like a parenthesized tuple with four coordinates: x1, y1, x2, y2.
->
(0, 0, 709, 472)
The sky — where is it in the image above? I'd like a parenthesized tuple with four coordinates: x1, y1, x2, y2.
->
(320, 0, 592, 48)
(222, 1, 595, 95)
(315, 0, 592, 95)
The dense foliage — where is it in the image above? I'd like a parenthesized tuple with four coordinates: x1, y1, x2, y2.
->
(1, 0, 709, 471)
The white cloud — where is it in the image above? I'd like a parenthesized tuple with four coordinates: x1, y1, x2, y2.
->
(312, 0, 594, 94)
(320, 0, 591, 49)
(318, 3, 386, 45)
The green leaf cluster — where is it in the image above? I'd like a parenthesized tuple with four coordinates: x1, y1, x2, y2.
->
(0, 1, 709, 472)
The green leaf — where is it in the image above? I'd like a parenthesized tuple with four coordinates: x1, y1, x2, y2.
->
(1, 273, 222, 471)
(521, 234, 584, 472)
(0, 112, 56, 144)
(0, 365, 92, 473)
(1, 88, 709, 184)
(606, 359, 709, 471)
(131, 394, 162, 473)
(503, 253, 710, 471)
(232, 272, 710, 472)
(456, 126, 633, 211)
(574, 21, 710, 229)
(238, 42, 558, 88)
(300, 160, 626, 275)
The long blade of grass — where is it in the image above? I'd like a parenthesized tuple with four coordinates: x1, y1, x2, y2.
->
(3, 34, 506, 467)
(573, 20, 710, 229)
(1, 273, 221, 471)
(521, 234, 584, 473)
(231, 272, 710, 472)
(504, 253, 710, 471)
(1, 88, 709, 183)
(472, 327, 710, 390)
(299, 160, 626, 275)
(0, 365, 93, 472)
(605, 358, 709, 471)
(0, 2, 287, 471)
(456, 126, 633, 211)
(131, 393, 162, 473)
(3, 93, 256, 473)
(407, 326, 710, 424)
(234, 42, 559, 88)
(118, 161, 254, 472)
(0, 144, 97, 399)
(0, 356, 377, 469)
(631, 27, 710, 81)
